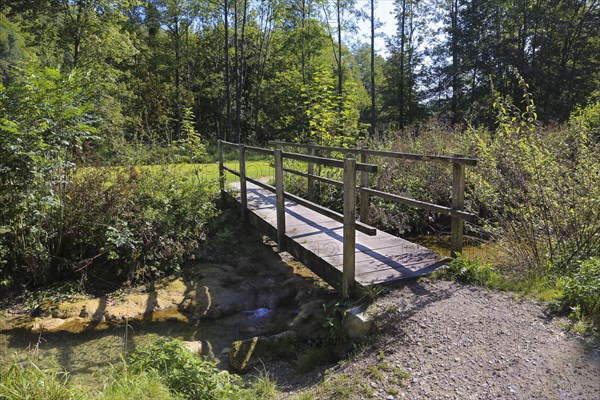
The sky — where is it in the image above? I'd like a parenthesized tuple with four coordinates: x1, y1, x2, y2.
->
(355, 0, 398, 57)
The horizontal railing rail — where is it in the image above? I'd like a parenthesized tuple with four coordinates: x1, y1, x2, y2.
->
(269, 140, 478, 166)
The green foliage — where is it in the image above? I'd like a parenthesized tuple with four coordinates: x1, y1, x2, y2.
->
(556, 258, 600, 324)
(304, 67, 369, 147)
(0, 360, 83, 400)
(570, 101, 600, 141)
(127, 338, 241, 400)
(438, 255, 498, 286)
(0, 13, 29, 85)
(179, 107, 206, 162)
(469, 74, 600, 272)
(99, 367, 175, 400)
(0, 61, 96, 286)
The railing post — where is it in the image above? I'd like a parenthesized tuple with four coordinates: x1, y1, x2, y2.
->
(359, 146, 370, 224)
(274, 148, 286, 251)
(342, 157, 357, 299)
(451, 157, 465, 257)
(218, 140, 225, 201)
(307, 146, 315, 202)
(239, 143, 247, 221)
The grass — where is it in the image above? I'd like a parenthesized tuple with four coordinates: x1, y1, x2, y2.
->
(78, 159, 274, 190)
(132, 159, 273, 184)
(0, 340, 282, 400)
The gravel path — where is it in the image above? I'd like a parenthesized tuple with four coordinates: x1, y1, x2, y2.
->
(284, 280, 600, 399)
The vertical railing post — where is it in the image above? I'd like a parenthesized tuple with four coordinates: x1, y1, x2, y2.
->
(359, 146, 370, 224)
(239, 143, 247, 221)
(274, 148, 286, 251)
(342, 157, 357, 299)
(218, 140, 225, 201)
(451, 157, 465, 257)
(307, 146, 315, 202)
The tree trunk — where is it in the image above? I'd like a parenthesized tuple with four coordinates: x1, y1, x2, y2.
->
(224, 0, 232, 141)
(370, 0, 376, 139)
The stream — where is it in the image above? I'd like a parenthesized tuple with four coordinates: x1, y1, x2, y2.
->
(0, 232, 494, 391)
(0, 303, 297, 391)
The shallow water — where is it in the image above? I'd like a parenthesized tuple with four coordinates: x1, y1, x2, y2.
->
(0, 304, 296, 391)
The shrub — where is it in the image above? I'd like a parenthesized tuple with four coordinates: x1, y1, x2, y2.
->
(556, 258, 600, 323)
(438, 255, 497, 286)
(467, 74, 600, 272)
(0, 164, 219, 288)
(127, 338, 241, 400)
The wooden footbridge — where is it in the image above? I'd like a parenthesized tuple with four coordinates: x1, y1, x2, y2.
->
(217, 140, 477, 298)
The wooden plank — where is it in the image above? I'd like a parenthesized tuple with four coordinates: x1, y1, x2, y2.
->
(239, 144, 247, 221)
(232, 182, 445, 292)
(245, 144, 272, 155)
(451, 161, 466, 256)
(360, 147, 370, 224)
(218, 140, 225, 198)
(274, 149, 285, 251)
(283, 167, 344, 189)
(283, 191, 377, 236)
(269, 140, 478, 165)
(342, 158, 357, 298)
(307, 147, 315, 201)
(360, 187, 476, 222)
(282, 151, 378, 173)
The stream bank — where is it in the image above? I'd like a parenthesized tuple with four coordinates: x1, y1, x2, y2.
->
(0, 219, 337, 389)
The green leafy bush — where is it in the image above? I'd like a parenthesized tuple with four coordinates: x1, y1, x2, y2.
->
(127, 338, 241, 400)
(467, 74, 600, 272)
(556, 258, 600, 323)
(438, 255, 497, 286)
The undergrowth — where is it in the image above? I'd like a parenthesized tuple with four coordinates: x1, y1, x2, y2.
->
(0, 338, 280, 400)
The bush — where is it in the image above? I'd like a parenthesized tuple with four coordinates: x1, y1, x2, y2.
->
(0, 164, 219, 289)
(556, 258, 600, 323)
(437, 255, 498, 286)
(467, 76, 600, 272)
(127, 338, 241, 400)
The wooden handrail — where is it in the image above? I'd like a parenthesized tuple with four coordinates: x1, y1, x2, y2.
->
(282, 151, 378, 173)
(269, 140, 478, 166)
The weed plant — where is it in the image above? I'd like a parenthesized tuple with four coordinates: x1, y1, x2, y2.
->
(0, 338, 280, 400)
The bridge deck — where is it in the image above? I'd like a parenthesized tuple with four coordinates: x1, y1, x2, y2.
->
(229, 182, 447, 289)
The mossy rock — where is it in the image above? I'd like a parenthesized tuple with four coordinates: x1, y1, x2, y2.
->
(228, 331, 298, 373)
(229, 336, 260, 372)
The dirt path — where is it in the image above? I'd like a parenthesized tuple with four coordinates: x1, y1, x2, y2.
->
(284, 280, 600, 399)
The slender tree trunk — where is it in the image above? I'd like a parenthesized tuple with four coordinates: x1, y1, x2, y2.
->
(399, 0, 406, 129)
(370, 0, 376, 139)
(174, 15, 181, 141)
(337, 0, 343, 118)
(224, 0, 232, 141)
(234, 0, 240, 142)
(301, 0, 306, 84)
(451, 0, 459, 123)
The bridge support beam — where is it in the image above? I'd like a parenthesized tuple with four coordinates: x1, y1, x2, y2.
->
(451, 159, 465, 257)
(307, 147, 315, 202)
(239, 144, 247, 221)
(274, 148, 286, 251)
(359, 146, 370, 224)
(343, 157, 357, 299)
(218, 140, 225, 202)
